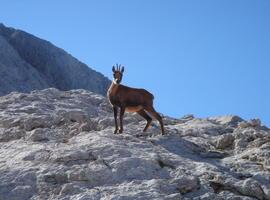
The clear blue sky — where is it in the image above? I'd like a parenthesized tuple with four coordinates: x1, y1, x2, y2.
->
(1, 0, 269, 126)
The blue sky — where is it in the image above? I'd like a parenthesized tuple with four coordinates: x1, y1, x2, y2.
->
(1, 0, 269, 126)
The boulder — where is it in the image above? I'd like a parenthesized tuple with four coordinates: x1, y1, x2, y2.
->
(216, 134, 234, 149)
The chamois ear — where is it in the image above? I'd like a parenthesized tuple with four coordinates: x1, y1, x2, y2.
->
(112, 66, 116, 72)
(121, 66, 125, 73)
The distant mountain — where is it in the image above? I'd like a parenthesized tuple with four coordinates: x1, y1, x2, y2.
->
(0, 23, 110, 96)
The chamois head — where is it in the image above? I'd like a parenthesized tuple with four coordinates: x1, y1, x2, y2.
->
(112, 64, 124, 84)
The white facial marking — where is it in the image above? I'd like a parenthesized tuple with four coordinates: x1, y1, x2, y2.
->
(113, 79, 118, 84)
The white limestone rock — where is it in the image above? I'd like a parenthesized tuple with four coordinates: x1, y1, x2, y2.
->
(216, 134, 235, 149)
(0, 88, 269, 200)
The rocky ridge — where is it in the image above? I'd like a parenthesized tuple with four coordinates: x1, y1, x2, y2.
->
(0, 23, 110, 96)
(0, 88, 269, 200)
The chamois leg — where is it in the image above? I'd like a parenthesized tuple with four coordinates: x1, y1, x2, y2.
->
(137, 110, 152, 132)
(145, 106, 165, 135)
(119, 107, 125, 133)
(113, 106, 118, 134)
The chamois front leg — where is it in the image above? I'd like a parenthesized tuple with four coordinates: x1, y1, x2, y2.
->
(113, 106, 118, 134)
(119, 106, 125, 133)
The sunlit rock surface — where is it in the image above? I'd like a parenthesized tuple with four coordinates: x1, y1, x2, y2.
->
(0, 88, 269, 200)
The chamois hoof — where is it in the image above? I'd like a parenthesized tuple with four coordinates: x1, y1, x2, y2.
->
(119, 129, 123, 134)
(114, 129, 118, 134)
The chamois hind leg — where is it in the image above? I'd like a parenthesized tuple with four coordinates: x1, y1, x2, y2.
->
(137, 109, 152, 132)
(119, 107, 125, 133)
(145, 106, 165, 135)
(113, 106, 118, 134)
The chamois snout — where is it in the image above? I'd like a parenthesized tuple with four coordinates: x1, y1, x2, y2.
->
(115, 78, 121, 84)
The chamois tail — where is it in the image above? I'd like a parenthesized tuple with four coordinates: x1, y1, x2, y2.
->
(146, 91, 154, 100)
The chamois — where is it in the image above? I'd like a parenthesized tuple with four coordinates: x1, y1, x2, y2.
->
(107, 64, 165, 135)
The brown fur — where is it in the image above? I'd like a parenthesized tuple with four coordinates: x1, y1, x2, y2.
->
(107, 64, 165, 134)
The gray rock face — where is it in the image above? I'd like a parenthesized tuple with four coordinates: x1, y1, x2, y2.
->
(0, 88, 269, 200)
(0, 23, 110, 96)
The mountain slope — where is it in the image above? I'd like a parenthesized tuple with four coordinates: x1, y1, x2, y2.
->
(0, 88, 269, 200)
(0, 23, 110, 96)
